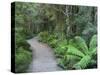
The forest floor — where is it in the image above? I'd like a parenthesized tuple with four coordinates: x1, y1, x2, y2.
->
(27, 37, 62, 72)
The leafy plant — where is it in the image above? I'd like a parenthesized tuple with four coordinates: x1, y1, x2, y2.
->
(38, 33, 58, 48)
(49, 39, 58, 48)
(66, 35, 97, 69)
(15, 32, 30, 50)
(38, 31, 49, 43)
(47, 34, 58, 48)
(15, 27, 32, 73)
(15, 47, 32, 72)
(54, 40, 67, 58)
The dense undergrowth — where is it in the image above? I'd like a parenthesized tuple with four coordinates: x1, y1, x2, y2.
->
(38, 31, 97, 70)
(15, 28, 33, 73)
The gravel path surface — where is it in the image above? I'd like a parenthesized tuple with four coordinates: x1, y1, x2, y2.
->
(27, 37, 62, 72)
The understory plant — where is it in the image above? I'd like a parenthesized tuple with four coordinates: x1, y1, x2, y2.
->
(38, 31, 58, 48)
(15, 28, 32, 73)
(15, 47, 32, 72)
(59, 34, 97, 69)
(38, 31, 49, 43)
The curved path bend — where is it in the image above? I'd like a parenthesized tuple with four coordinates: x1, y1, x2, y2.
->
(27, 37, 62, 72)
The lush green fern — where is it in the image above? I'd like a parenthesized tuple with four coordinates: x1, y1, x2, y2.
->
(89, 35, 97, 51)
(66, 34, 97, 69)
(74, 36, 88, 54)
(67, 45, 85, 57)
(73, 55, 91, 69)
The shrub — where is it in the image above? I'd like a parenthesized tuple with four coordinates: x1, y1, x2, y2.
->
(15, 47, 32, 73)
(56, 35, 97, 70)
(15, 27, 32, 72)
(54, 40, 67, 58)
(38, 31, 49, 43)
(38, 32, 59, 48)
(16, 32, 31, 51)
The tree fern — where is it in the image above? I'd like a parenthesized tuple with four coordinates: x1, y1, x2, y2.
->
(66, 35, 97, 69)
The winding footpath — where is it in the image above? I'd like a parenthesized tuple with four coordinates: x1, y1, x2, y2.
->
(27, 37, 62, 72)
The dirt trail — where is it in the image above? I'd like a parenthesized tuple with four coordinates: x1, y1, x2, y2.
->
(27, 37, 62, 72)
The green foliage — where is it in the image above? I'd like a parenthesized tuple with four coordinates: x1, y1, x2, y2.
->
(74, 36, 88, 54)
(47, 34, 58, 48)
(38, 33, 97, 69)
(38, 32, 58, 48)
(14, 2, 97, 71)
(54, 46, 66, 58)
(73, 55, 91, 69)
(54, 40, 67, 57)
(15, 47, 32, 72)
(65, 35, 97, 69)
(47, 35, 97, 70)
(15, 27, 32, 73)
(49, 39, 58, 48)
(38, 31, 49, 43)
(15, 29, 30, 50)
(57, 58, 67, 69)
(89, 35, 97, 51)
(67, 45, 85, 57)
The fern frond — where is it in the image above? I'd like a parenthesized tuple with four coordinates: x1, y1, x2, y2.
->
(91, 47, 97, 56)
(89, 35, 97, 51)
(73, 55, 91, 69)
(67, 54, 81, 61)
(74, 36, 88, 54)
(67, 45, 85, 57)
